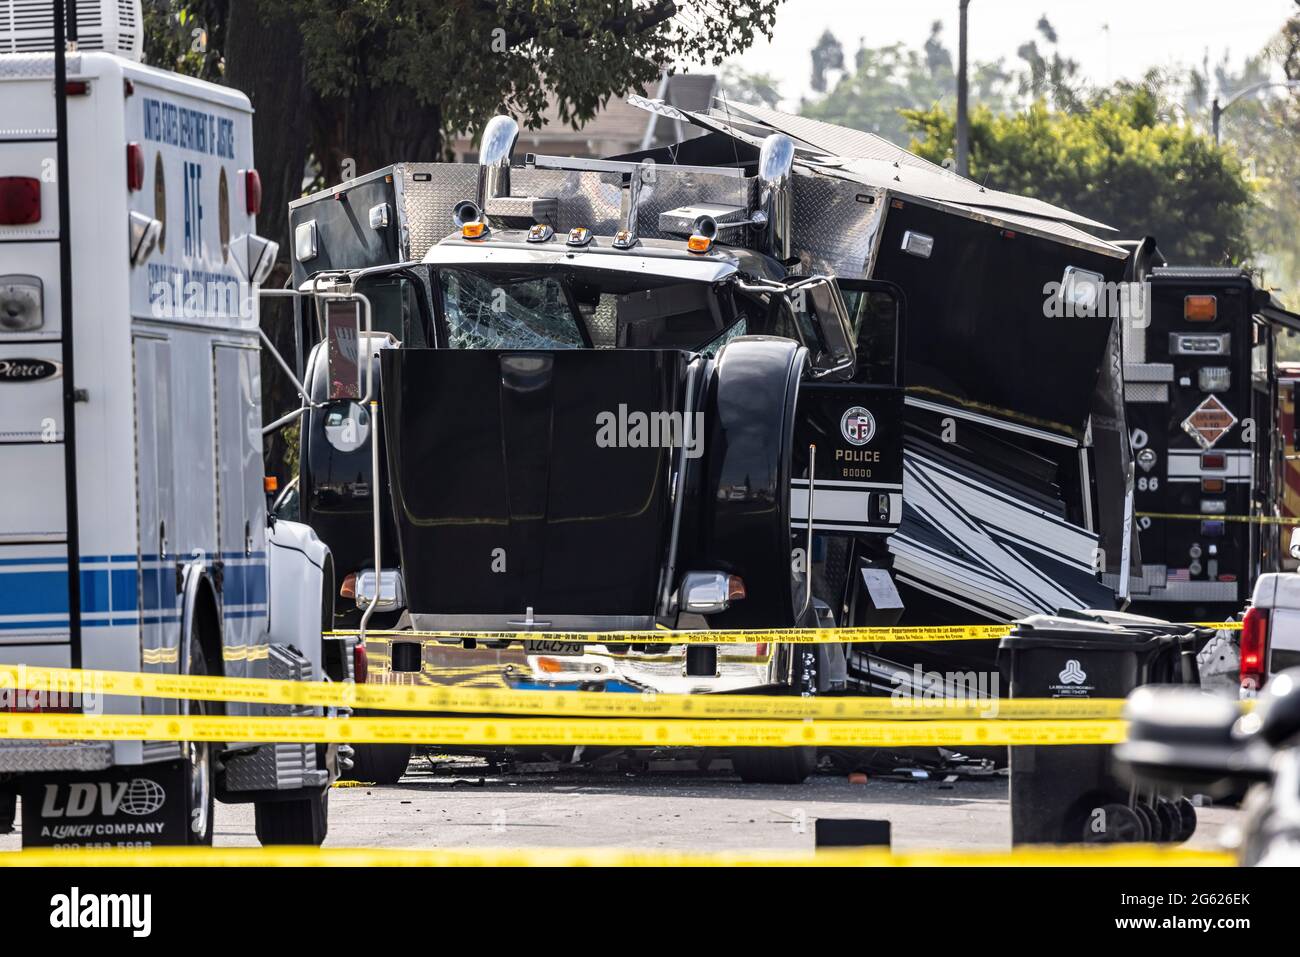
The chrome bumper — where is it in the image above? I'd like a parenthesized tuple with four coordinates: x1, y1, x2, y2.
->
(367, 635, 792, 694)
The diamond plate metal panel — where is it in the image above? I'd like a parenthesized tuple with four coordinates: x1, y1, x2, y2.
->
(396, 163, 479, 261)
(223, 645, 326, 792)
(634, 169, 755, 242)
(791, 176, 884, 278)
(0, 741, 112, 773)
(0, 53, 81, 79)
(1124, 382, 1168, 403)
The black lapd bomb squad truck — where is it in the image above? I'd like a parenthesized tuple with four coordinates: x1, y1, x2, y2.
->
(272, 99, 1142, 784)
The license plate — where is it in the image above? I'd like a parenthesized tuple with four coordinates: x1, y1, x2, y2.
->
(523, 639, 588, 655)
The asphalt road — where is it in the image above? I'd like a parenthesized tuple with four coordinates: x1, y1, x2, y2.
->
(0, 754, 1242, 853)
(5, 754, 1238, 853)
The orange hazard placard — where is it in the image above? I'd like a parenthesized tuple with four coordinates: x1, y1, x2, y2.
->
(1182, 395, 1237, 449)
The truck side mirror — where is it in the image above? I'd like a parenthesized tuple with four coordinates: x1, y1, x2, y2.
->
(787, 276, 856, 380)
(324, 298, 363, 400)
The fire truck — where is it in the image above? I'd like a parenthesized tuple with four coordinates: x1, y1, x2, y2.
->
(0, 1, 346, 847)
(1119, 237, 1300, 620)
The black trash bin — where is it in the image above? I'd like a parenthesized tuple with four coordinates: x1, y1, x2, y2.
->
(1001, 616, 1161, 845)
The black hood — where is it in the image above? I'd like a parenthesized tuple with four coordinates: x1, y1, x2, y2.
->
(380, 349, 692, 618)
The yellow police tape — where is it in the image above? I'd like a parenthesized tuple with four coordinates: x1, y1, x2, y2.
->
(0, 712, 1127, 747)
(0, 844, 1236, 868)
(1138, 510, 1300, 526)
(338, 619, 1242, 645)
(0, 663, 1129, 720)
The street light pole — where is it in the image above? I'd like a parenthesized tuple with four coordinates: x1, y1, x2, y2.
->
(1212, 80, 1300, 146)
(956, 0, 970, 176)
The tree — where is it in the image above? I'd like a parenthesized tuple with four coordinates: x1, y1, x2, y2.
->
(902, 83, 1256, 264)
(281, 0, 781, 186)
(140, 0, 785, 477)
(719, 63, 783, 110)
(800, 18, 1080, 146)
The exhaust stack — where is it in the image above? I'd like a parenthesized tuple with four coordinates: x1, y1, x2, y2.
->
(757, 134, 795, 262)
(476, 115, 519, 210)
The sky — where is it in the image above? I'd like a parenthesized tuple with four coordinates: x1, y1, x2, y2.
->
(716, 0, 1298, 108)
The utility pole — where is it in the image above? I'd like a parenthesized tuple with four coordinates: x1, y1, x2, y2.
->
(956, 0, 970, 177)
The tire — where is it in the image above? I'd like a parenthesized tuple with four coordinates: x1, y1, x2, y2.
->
(731, 747, 818, 784)
(184, 641, 216, 845)
(1081, 802, 1145, 843)
(255, 787, 329, 846)
(346, 740, 413, 785)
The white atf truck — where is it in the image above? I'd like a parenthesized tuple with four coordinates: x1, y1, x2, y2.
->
(0, 1, 347, 847)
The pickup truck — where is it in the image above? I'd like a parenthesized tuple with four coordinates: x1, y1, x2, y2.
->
(1240, 529, 1300, 693)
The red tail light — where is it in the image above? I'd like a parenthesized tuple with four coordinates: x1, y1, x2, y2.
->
(126, 143, 145, 191)
(1240, 606, 1268, 691)
(0, 176, 41, 225)
(353, 641, 369, 684)
(245, 169, 262, 215)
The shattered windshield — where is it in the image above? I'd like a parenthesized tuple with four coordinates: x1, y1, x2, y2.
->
(436, 265, 742, 352)
(439, 268, 584, 349)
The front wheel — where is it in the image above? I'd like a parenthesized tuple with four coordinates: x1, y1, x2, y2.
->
(184, 641, 216, 845)
(731, 747, 818, 784)
(255, 787, 329, 846)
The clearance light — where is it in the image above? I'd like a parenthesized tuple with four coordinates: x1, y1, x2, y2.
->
(462, 221, 487, 239)
(1184, 295, 1217, 321)
(263, 476, 279, 494)
(567, 226, 593, 247)
(340, 572, 357, 601)
(1198, 366, 1230, 392)
(353, 642, 369, 684)
(687, 233, 713, 253)
(127, 143, 145, 192)
(526, 223, 554, 243)
(0, 177, 41, 225)
(244, 169, 263, 215)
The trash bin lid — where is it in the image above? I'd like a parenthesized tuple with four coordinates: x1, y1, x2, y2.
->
(999, 614, 1162, 652)
(1051, 607, 1210, 640)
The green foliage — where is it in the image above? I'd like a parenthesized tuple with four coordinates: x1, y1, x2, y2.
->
(903, 85, 1256, 264)
(141, 0, 225, 79)
(278, 0, 781, 143)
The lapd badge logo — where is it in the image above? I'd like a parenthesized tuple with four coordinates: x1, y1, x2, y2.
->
(840, 406, 876, 447)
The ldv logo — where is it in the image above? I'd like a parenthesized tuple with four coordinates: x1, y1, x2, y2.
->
(1058, 659, 1087, 685)
(40, 779, 166, 818)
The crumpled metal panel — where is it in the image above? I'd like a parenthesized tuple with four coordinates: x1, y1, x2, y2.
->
(791, 175, 884, 278)
(0, 741, 113, 773)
